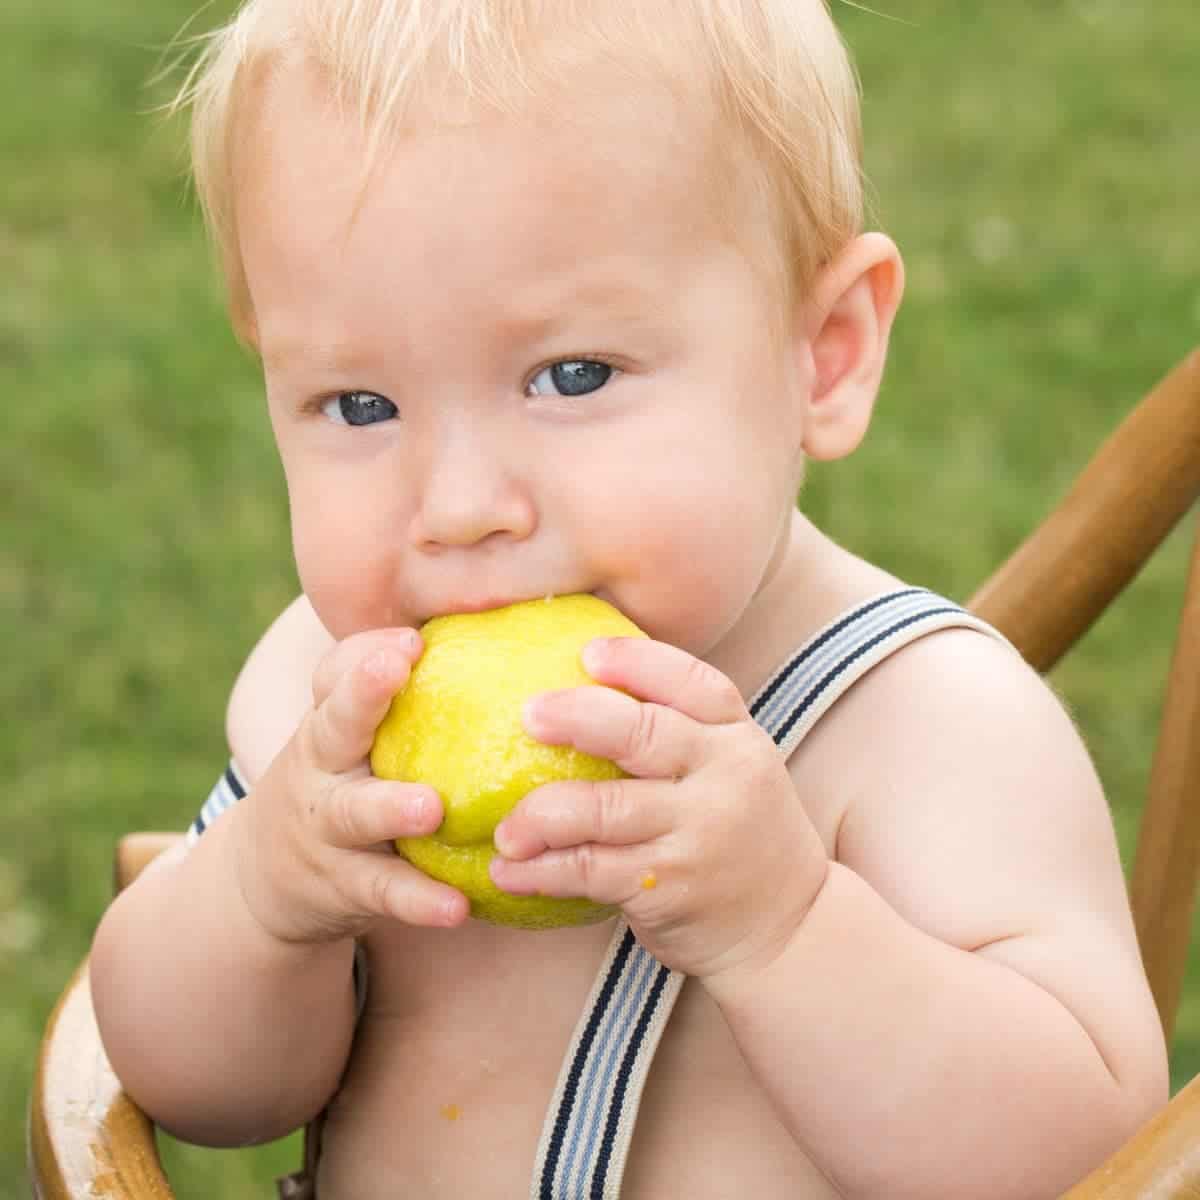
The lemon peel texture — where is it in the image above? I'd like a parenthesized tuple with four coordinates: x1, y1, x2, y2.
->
(370, 594, 645, 928)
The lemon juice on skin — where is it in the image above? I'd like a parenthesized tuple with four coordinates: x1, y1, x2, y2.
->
(370, 594, 646, 928)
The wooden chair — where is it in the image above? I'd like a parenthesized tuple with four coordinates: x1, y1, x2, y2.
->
(28, 350, 1200, 1199)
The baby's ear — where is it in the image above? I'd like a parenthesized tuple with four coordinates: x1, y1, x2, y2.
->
(798, 232, 904, 462)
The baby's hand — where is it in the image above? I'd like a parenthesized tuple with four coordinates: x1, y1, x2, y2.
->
(231, 629, 469, 945)
(489, 638, 829, 978)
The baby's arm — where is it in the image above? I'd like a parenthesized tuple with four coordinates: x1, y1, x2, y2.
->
(703, 632, 1168, 1199)
(490, 624, 1167, 1196)
(90, 794, 359, 1145)
(89, 600, 465, 1147)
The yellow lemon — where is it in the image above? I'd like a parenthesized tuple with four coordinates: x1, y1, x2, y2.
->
(370, 594, 646, 928)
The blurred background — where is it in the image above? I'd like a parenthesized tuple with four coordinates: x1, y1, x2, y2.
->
(3, 1, 1197, 1195)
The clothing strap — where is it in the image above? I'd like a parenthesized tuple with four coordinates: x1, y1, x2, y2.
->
(746, 586, 1009, 761)
(529, 587, 1009, 1199)
(186, 760, 247, 845)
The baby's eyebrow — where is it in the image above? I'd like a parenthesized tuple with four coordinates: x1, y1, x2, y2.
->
(260, 338, 373, 374)
(494, 309, 659, 346)
(495, 275, 668, 340)
(259, 273, 670, 373)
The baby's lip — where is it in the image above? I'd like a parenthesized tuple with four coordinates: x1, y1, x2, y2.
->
(416, 590, 582, 623)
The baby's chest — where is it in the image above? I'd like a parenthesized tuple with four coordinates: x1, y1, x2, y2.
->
(317, 923, 831, 1199)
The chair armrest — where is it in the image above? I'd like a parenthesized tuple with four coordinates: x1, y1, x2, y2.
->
(28, 963, 173, 1200)
(115, 832, 185, 892)
(1062, 1076, 1200, 1198)
(27, 834, 184, 1199)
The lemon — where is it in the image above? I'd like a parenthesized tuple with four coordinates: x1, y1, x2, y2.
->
(370, 594, 646, 928)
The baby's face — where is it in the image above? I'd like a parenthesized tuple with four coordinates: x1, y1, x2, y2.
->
(236, 62, 813, 655)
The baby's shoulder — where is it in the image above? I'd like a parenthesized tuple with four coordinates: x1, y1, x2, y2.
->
(797, 613, 1102, 847)
(838, 617, 1054, 749)
(797, 616, 1073, 796)
(792, 618, 1122, 950)
(226, 594, 334, 782)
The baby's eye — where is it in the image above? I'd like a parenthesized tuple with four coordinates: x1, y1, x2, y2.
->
(526, 360, 615, 398)
(320, 391, 398, 426)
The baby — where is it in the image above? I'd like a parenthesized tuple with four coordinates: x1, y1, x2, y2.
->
(89, 2, 1168, 1197)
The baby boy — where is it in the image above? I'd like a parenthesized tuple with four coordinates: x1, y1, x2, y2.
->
(90, 2, 1167, 1197)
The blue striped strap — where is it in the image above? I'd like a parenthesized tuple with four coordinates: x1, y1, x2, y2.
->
(747, 588, 1010, 760)
(531, 925, 679, 1199)
(185, 760, 248, 845)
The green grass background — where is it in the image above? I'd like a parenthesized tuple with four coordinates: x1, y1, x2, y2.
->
(3, 1, 1198, 1195)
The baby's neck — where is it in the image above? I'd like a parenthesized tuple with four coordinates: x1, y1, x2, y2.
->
(706, 513, 900, 700)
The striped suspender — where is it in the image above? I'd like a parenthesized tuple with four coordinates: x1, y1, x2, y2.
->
(530, 926, 678, 1200)
(747, 587, 1008, 761)
(186, 761, 247, 845)
(529, 588, 1009, 1199)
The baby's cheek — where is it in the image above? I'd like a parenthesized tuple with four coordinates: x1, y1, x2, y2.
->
(622, 529, 757, 655)
(291, 507, 399, 638)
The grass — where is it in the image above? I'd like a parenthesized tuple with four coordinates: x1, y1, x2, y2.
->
(4, 1, 1198, 1196)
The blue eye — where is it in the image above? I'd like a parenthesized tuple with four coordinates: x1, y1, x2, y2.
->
(321, 391, 398, 426)
(526, 360, 615, 398)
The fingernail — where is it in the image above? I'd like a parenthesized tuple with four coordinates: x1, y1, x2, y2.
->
(406, 789, 434, 824)
(522, 696, 548, 737)
(493, 820, 515, 856)
(581, 639, 608, 674)
(489, 857, 533, 894)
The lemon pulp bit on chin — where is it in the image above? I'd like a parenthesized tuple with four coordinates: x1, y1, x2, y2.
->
(371, 594, 646, 929)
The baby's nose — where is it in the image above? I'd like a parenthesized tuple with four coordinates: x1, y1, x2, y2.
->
(409, 423, 536, 549)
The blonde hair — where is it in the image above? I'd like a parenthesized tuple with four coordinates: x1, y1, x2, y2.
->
(175, 0, 865, 336)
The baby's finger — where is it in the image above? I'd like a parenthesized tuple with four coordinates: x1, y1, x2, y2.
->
(338, 854, 468, 928)
(581, 637, 747, 726)
(494, 778, 672, 861)
(307, 642, 418, 772)
(311, 628, 422, 708)
(320, 779, 443, 850)
(523, 685, 699, 779)
(488, 842, 647, 909)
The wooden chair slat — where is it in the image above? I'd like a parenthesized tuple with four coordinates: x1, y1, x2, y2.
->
(1061, 1073, 1200, 1199)
(1130, 519, 1200, 1042)
(115, 833, 185, 893)
(28, 965, 173, 1200)
(28, 838, 183, 1198)
(969, 350, 1200, 673)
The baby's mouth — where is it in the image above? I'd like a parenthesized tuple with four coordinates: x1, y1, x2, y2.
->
(413, 588, 590, 626)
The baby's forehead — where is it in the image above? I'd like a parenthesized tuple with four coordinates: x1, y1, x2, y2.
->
(243, 44, 723, 175)
(187, 1, 860, 337)
(238, 51, 772, 259)
(237, 58, 794, 367)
